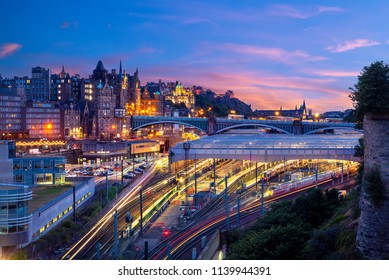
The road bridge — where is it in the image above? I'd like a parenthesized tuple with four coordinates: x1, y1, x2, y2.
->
(169, 134, 361, 163)
(131, 115, 360, 135)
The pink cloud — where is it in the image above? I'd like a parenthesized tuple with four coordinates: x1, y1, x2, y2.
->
(269, 5, 345, 19)
(0, 43, 22, 58)
(302, 69, 359, 77)
(142, 64, 352, 112)
(326, 39, 380, 53)
(137, 47, 158, 54)
(222, 43, 327, 63)
(60, 21, 79, 29)
(60, 21, 70, 29)
(181, 18, 217, 27)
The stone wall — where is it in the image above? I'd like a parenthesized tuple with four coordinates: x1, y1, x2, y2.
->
(357, 114, 389, 259)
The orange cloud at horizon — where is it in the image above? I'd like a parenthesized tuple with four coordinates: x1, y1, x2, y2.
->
(147, 69, 353, 113)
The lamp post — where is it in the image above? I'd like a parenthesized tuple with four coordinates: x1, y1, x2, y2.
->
(249, 142, 252, 176)
(261, 178, 265, 216)
(194, 153, 197, 207)
(139, 186, 143, 234)
(225, 176, 230, 227)
(255, 161, 258, 194)
(77, 157, 80, 176)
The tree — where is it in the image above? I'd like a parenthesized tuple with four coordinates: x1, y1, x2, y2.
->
(349, 61, 389, 128)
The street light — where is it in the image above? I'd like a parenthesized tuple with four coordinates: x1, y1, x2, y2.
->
(249, 142, 252, 176)
(6, 123, 11, 140)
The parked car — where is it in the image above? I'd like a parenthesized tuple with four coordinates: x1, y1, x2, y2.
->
(126, 172, 136, 177)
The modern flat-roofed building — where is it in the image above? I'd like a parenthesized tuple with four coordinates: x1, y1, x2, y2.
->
(81, 140, 128, 165)
(0, 140, 94, 258)
(0, 183, 32, 258)
(0, 141, 66, 185)
(128, 139, 160, 159)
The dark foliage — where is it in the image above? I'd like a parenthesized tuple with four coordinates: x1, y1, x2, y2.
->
(195, 90, 253, 117)
(227, 189, 345, 260)
(349, 61, 389, 127)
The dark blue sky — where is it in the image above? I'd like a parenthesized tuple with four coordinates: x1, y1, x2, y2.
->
(1, 0, 388, 112)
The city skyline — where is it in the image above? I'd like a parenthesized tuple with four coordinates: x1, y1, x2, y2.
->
(1, 0, 388, 112)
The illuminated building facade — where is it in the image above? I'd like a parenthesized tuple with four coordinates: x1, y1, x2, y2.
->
(137, 84, 162, 116)
(80, 78, 95, 102)
(0, 91, 24, 140)
(63, 103, 81, 139)
(164, 81, 194, 109)
(23, 101, 62, 139)
(95, 82, 117, 139)
(50, 66, 80, 102)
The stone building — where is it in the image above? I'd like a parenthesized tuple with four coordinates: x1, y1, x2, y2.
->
(29, 66, 50, 102)
(63, 103, 81, 139)
(94, 82, 117, 139)
(164, 81, 194, 109)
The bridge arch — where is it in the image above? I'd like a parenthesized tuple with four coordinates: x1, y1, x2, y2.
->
(215, 123, 292, 135)
(304, 126, 363, 135)
(133, 121, 208, 133)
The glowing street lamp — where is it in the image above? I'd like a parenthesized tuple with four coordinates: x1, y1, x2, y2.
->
(6, 123, 12, 139)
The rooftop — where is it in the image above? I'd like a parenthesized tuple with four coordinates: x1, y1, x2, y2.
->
(29, 184, 74, 213)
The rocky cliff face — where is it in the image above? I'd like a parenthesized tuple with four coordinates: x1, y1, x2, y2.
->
(357, 114, 389, 259)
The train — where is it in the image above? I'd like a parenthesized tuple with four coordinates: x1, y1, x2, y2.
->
(261, 160, 299, 181)
(269, 162, 358, 197)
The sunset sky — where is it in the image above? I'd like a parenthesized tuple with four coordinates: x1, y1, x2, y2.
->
(1, 0, 388, 113)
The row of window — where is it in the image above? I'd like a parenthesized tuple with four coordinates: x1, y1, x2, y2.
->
(0, 94, 22, 99)
(0, 126, 22, 131)
(26, 120, 60, 125)
(0, 113, 22, 118)
(0, 200, 30, 234)
(14, 160, 56, 170)
(0, 201, 28, 216)
(0, 223, 29, 234)
(34, 192, 92, 238)
(0, 107, 22, 112)
(0, 101, 22, 106)
(26, 108, 58, 113)
(14, 173, 65, 184)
